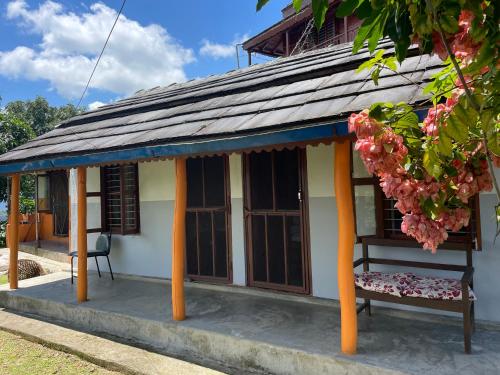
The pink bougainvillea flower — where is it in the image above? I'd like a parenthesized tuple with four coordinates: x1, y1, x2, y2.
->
(452, 10, 481, 65)
(349, 7, 495, 251)
(401, 213, 448, 252)
(432, 31, 449, 61)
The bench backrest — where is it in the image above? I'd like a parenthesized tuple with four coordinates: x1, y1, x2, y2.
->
(360, 237, 473, 272)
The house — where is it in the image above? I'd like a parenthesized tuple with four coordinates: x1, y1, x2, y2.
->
(0, 1, 497, 360)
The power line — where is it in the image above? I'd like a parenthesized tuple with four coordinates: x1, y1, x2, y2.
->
(76, 0, 127, 108)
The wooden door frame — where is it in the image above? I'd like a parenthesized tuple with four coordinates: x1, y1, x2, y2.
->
(186, 155, 233, 284)
(243, 147, 312, 294)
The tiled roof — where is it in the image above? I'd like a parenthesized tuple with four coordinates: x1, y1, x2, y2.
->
(0, 40, 441, 169)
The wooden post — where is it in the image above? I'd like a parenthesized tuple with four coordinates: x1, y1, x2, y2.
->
(9, 174, 20, 289)
(285, 31, 290, 56)
(334, 141, 357, 355)
(171, 158, 187, 321)
(344, 17, 348, 43)
(77, 167, 88, 303)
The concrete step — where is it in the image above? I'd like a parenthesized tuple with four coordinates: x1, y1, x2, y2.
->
(0, 274, 404, 375)
(0, 308, 225, 375)
(19, 244, 70, 264)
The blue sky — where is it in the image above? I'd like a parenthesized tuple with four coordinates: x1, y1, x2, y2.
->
(0, 0, 289, 108)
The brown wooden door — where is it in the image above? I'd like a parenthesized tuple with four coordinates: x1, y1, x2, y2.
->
(244, 148, 310, 294)
(185, 155, 232, 283)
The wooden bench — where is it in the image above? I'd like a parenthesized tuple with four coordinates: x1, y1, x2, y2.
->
(354, 237, 475, 353)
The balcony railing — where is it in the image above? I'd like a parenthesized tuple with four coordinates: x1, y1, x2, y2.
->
(301, 26, 359, 53)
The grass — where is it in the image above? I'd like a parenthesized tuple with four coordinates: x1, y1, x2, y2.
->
(0, 330, 121, 375)
(0, 274, 7, 285)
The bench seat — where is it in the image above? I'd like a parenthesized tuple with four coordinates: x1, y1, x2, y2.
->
(355, 271, 476, 301)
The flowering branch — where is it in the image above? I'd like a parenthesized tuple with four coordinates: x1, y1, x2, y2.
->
(350, 5, 498, 252)
(434, 10, 500, 203)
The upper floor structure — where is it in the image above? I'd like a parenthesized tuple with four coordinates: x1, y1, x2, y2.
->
(243, 0, 361, 62)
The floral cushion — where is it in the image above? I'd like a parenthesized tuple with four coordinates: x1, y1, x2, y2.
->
(355, 271, 476, 301)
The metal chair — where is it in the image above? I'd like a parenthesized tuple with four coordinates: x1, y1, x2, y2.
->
(71, 232, 114, 283)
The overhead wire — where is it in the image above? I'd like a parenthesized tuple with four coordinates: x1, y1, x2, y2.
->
(76, 0, 127, 109)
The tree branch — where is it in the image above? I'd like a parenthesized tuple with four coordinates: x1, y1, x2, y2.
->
(435, 22, 480, 112)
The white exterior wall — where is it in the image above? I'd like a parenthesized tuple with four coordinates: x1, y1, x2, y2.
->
(305, 143, 500, 322)
(229, 154, 246, 286)
(71, 161, 176, 279)
(70, 148, 500, 322)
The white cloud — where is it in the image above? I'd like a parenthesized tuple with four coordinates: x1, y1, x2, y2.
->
(0, 0, 195, 99)
(88, 100, 105, 110)
(199, 34, 249, 59)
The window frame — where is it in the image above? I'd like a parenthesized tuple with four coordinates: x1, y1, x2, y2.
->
(100, 163, 140, 235)
(36, 173, 52, 213)
(350, 143, 482, 250)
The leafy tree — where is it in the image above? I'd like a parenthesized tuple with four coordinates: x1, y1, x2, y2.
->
(0, 113, 35, 155)
(257, 0, 499, 250)
(0, 112, 36, 213)
(4, 96, 81, 136)
(0, 97, 83, 213)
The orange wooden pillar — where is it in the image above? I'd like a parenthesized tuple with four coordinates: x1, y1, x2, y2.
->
(77, 167, 88, 303)
(8, 174, 20, 289)
(171, 158, 187, 320)
(334, 141, 357, 355)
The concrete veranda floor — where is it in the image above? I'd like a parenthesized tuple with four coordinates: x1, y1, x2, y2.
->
(1, 271, 500, 375)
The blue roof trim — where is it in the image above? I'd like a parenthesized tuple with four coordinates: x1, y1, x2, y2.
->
(0, 122, 348, 175)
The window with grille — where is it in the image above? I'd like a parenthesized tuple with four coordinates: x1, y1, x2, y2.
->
(351, 145, 482, 249)
(101, 164, 140, 235)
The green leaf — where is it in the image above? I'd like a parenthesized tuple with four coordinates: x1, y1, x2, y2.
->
(445, 115, 467, 143)
(383, 56, 397, 71)
(423, 146, 443, 179)
(256, 0, 270, 11)
(444, 104, 472, 143)
(355, 49, 384, 73)
(368, 102, 386, 121)
(437, 132, 453, 157)
(312, 0, 329, 29)
(368, 9, 389, 52)
(385, 4, 412, 62)
(292, 0, 303, 12)
(354, 0, 372, 19)
(420, 197, 440, 220)
(371, 68, 381, 85)
(439, 14, 459, 34)
(336, 0, 365, 17)
(352, 10, 384, 54)
(443, 164, 458, 178)
(397, 111, 419, 129)
(480, 109, 495, 132)
(487, 131, 500, 156)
